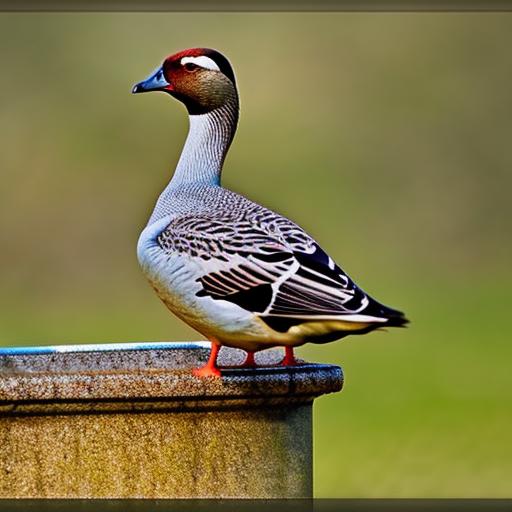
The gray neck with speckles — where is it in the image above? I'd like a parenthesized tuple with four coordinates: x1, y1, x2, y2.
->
(147, 96, 238, 226)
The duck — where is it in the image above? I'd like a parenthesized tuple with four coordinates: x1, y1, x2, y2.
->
(132, 48, 408, 378)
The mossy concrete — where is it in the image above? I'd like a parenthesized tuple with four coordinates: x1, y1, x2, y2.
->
(0, 343, 342, 498)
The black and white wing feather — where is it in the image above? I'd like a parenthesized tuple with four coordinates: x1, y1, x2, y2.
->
(157, 207, 407, 337)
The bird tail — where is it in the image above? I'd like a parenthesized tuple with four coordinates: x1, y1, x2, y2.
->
(363, 296, 410, 328)
(384, 311, 409, 328)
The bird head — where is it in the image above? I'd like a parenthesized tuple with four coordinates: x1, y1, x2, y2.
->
(132, 48, 237, 114)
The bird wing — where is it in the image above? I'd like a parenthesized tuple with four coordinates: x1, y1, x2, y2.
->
(157, 211, 393, 326)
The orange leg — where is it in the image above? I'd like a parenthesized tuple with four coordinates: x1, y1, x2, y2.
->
(240, 350, 257, 368)
(193, 341, 222, 378)
(281, 346, 297, 366)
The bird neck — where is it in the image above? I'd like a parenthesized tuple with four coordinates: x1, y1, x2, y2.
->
(146, 94, 238, 226)
(170, 95, 239, 188)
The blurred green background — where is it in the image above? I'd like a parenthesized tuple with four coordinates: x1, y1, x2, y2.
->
(1, 12, 511, 497)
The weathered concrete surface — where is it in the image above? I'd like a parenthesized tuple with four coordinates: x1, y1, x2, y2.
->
(0, 343, 342, 498)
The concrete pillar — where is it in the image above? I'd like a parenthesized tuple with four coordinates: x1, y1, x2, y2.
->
(0, 342, 342, 498)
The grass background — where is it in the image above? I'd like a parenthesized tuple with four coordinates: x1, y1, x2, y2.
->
(0, 12, 511, 497)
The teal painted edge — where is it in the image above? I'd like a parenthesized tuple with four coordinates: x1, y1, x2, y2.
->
(0, 341, 211, 356)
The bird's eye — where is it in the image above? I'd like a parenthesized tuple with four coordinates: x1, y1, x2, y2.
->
(184, 62, 199, 72)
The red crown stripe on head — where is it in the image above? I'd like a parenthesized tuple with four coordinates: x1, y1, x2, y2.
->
(164, 48, 236, 85)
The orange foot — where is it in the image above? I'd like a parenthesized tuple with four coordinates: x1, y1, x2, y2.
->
(240, 350, 257, 368)
(192, 364, 222, 378)
(192, 341, 222, 378)
(280, 346, 297, 366)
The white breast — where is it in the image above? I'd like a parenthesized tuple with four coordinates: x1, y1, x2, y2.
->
(137, 216, 264, 343)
